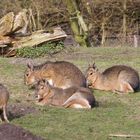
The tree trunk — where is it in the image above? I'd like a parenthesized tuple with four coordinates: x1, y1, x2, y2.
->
(64, 0, 89, 47)
(101, 21, 106, 46)
(101, 7, 106, 46)
(28, 9, 37, 32)
(122, 0, 127, 44)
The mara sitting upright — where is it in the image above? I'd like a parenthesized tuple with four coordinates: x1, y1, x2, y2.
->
(0, 84, 9, 122)
(35, 80, 96, 109)
(24, 61, 86, 89)
(86, 63, 140, 94)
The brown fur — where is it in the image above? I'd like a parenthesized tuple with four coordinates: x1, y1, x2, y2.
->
(0, 84, 9, 122)
(24, 61, 86, 89)
(35, 80, 96, 109)
(86, 63, 140, 94)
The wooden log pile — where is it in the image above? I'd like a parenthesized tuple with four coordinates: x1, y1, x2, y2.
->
(0, 9, 67, 57)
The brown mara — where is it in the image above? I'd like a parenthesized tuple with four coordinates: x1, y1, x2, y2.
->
(0, 84, 9, 122)
(86, 63, 140, 94)
(35, 80, 96, 109)
(24, 61, 86, 89)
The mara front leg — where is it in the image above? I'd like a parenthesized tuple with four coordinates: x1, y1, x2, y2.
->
(36, 98, 51, 106)
(0, 105, 9, 123)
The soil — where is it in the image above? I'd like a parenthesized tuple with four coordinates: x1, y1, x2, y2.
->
(0, 123, 45, 140)
(0, 101, 45, 140)
(7, 103, 37, 120)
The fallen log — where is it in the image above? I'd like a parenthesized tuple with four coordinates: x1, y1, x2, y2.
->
(0, 9, 67, 57)
(0, 9, 29, 36)
(0, 26, 67, 56)
(12, 9, 28, 34)
(0, 12, 15, 36)
(0, 36, 12, 45)
(11, 26, 67, 49)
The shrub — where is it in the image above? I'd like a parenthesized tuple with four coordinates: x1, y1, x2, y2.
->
(16, 41, 64, 58)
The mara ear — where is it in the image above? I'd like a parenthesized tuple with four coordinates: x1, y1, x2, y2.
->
(27, 61, 34, 70)
(92, 62, 98, 71)
(92, 62, 96, 69)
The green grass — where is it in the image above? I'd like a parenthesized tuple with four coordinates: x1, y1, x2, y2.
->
(0, 46, 140, 140)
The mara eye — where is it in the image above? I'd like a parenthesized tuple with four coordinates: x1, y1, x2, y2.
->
(89, 72, 93, 75)
(26, 73, 29, 76)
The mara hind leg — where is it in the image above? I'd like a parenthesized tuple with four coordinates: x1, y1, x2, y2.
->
(62, 95, 91, 109)
(3, 105, 9, 122)
(63, 99, 91, 109)
(112, 89, 124, 95)
(119, 81, 134, 94)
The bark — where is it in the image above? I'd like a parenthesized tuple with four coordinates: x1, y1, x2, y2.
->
(28, 8, 37, 32)
(0, 9, 29, 36)
(12, 9, 29, 35)
(0, 35, 12, 45)
(101, 19, 106, 46)
(134, 35, 138, 48)
(0, 12, 15, 36)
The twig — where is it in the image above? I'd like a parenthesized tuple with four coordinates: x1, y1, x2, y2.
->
(109, 134, 140, 138)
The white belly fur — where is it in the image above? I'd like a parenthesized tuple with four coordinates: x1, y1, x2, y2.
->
(47, 79, 53, 86)
(72, 103, 91, 109)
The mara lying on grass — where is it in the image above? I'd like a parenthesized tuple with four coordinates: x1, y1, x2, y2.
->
(25, 61, 86, 89)
(86, 63, 140, 94)
(0, 84, 9, 122)
(35, 80, 96, 109)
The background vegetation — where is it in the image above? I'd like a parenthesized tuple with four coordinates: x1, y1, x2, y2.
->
(0, 1, 140, 140)
(0, 0, 139, 47)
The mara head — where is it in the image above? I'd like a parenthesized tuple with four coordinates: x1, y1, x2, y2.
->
(85, 62, 99, 87)
(24, 62, 37, 87)
(35, 79, 51, 102)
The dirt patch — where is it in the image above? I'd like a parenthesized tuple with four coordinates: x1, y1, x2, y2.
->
(0, 123, 45, 140)
(8, 103, 37, 120)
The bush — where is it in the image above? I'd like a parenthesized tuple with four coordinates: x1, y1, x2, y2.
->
(16, 41, 64, 58)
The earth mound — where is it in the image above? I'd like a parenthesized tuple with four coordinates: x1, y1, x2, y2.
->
(0, 123, 45, 140)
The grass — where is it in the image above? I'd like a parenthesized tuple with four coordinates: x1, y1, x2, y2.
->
(0, 46, 140, 140)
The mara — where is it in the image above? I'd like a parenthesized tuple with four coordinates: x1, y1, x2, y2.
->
(86, 63, 140, 94)
(0, 84, 9, 122)
(35, 80, 96, 109)
(25, 61, 86, 89)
